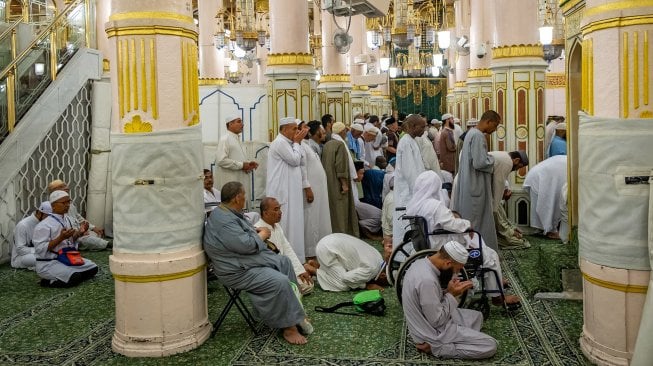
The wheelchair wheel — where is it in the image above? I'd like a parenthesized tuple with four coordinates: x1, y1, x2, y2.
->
(468, 297, 491, 320)
(386, 240, 417, 286)
(394, 249, 439, 304)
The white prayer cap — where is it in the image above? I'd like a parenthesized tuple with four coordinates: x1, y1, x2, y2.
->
(364, 125, 380, 135)
(49, 190, 69, 204)
(443, 241, 468, 264)
(279, 117, 297, 126)
(353, 118, 365, 125)
(441, 113, 453, 121)
(431, 119, 442, 125)
(38, 201, 52, 214)
(555, 123, 567, 131)
(225, 115, 241, 124)
(332, 122, 347, 134)
(466, 118, 479, 127)
(453, 118, 461, 124)
(350, 123, 364, 132)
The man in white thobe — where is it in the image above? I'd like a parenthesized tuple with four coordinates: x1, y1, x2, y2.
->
(402, 241, 497, 359)
(203, 169, 221, 214)
(393, 114, 427, 247)
(417, 129, 442, 174)
(266, 117, 309, 261)
(255, 197, 314, 295)
(489, 151, 531, 249)
(215, 115, 258, 190)
(48, 180, 108, 251)
(523, 154, 568, 239)
(314, 233, 387, 292)
(11, 201, 51, 269)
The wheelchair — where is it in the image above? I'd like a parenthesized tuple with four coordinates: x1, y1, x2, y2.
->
(386, 212, 514, 319)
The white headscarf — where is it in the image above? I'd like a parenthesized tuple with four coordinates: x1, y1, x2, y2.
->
(406, 171, 446, 226)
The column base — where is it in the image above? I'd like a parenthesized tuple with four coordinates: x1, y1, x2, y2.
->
(110, 246, 211, 357)
(580, 332, 629, 366)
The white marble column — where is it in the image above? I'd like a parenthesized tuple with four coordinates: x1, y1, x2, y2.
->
(453, 0, 470, 124)
(466, 0, 493, 122)
(198, 0, 224, 82)
(105, 1, 210, 356)
(349, 15, 371, 117)
(317, 7, 352, 123)
(266, 0, 316, 135)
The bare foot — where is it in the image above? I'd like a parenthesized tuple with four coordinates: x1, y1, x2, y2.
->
(283, 326, 307, 345)
(307, 259, 320, 269)
(366, 283, 384, 291)
(492, 294, 521, 306)
(546, 232, 560, 240)
(416, 342, 431, 354)
(502, 279, 510, 287)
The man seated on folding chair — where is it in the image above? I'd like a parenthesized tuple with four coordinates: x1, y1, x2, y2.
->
(406, 171, 520, 307)
(203, 181, 313, 345)
(402, 241, 497, 359)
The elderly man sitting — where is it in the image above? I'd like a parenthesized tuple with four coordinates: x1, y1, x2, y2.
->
(11, 201, 51, 269)
(48, 180, 108, 251)
(402, 240, 497, 359)
(203, 181, 312, 345)
(32, 191, 98, 287)
(310, 233, 389, 292)
(255, 197, 314, 295)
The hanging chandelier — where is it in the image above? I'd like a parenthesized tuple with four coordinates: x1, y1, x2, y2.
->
(538, 0, 564, 63)
(214, 0, 268, 52)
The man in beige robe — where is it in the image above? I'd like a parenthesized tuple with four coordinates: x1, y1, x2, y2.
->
(215, 115, 258, 190)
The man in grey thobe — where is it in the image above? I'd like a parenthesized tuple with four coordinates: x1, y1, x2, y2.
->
(203, 181, 311, 345)
(452, 110, 502, 250)
(402, 241, 497, 359)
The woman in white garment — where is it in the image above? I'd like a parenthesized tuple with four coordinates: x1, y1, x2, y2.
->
(300, 121, 332, 259)
(406, 171, 519, 306)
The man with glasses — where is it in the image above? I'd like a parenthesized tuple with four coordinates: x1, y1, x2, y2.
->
(32, 190, 98, 287)
(452, 110, 502, 251)
(489, 151, 531, 249)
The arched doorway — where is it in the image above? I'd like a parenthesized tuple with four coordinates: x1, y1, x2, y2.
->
(567, 39, 582, 227)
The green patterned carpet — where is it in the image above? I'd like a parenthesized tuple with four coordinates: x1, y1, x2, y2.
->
(0, 235, 588, 365)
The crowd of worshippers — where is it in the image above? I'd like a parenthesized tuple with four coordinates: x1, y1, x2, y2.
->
(10, 179, 109, 287)
(202, 110, 568, 354)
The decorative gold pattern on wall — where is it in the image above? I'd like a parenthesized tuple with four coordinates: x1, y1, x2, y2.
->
(564, 6, 583, 37)
(582, 15, 653, 36)
(106, 26, 198, 43)
(583, 0, 650, 19)
(467, 68, 492, 78)
(581, 38, 594, 114)
(267, 53, 314, 66)
(352, 85, 370, 91)
(320, 74, 351, 83)
(391, 79, 443, 100)
(124, 115, 153, 133)
(492, 44, 544, 59)
(545, 73, 566, 88)
(117, 37, 159, 124)
(623, 33, 629, 118)
(181, 40, 199, 126)
(645, 30, 649, 106)
(199, 78, 228, 86)
(454, 81, 466, 88)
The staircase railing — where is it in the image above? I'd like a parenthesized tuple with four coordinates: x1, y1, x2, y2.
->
(0, 0, 91, 143)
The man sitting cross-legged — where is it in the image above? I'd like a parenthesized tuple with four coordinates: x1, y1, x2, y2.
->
(255, 197, 314, 295)
(203, 181, 312, 345)
(402, 240, 497, 359)
(11, 201, 52, 270)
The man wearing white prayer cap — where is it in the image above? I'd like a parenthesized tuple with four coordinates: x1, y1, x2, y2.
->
(266, 116, 310, 262)
(401, 240, 498, 360)
(347, 122, 364, 160)
(32, 191, 98, 287)
(215, 115, 259, 193)
(11, 201, 52, 269)
(548, 122, 567, 157)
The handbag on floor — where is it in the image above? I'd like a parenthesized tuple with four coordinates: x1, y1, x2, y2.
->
(57, 247, 85, 266)
(314, 289, 386, 316)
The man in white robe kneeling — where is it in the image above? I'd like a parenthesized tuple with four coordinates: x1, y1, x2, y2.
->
(311, 233, 389, 292)
(204, 182, 312, 345)
(402, 241, 497, 359)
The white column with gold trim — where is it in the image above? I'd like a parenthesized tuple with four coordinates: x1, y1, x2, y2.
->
(105, 1, 210, 357)
(266, 0, 316, 136)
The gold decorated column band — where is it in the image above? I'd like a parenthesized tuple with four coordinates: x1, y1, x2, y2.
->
(267, 52, 314, 66)
(623, 32, 628, 118)
(582, 14, 653, 35)
(106, 25, 198, 43)
(582, 272, 648, 293)
(109, 11, 194, 24)
(320, 74, 351, 83)
(199, 78, 228, 86)
(467, 68, 492, 78)
(117, 38, 159, 122)
(492, 44, 544, 59)
(113, 264, 207, 283)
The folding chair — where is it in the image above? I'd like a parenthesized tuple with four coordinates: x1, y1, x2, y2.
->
(211, 286, 258, 337)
